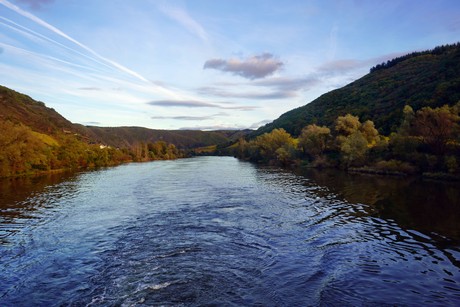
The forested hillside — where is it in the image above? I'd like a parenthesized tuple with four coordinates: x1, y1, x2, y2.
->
(233, 43, 460, 178)
(0, 85, 246, 149)
(0, 86, 80, 135)
(256, 43, 460, 136)
(85, 126, 246, 149)
(0, 86, 241, 177)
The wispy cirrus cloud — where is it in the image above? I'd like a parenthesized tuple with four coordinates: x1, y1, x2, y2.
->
(147, 100, 219, 108)
(252, 76, 320, 91)
(152, 112, 228, 121)
(79, 87, 102, 91)
(83, 121, 102, 126)
(204, 53, 283, 80)
(198, 76, 320, 100)
(317, 59, 363, 75)
(198, 86, 296, 100)
(317, 52, 408, 76)
(179, 124, 245, 131)
(158, 3, 208, 42)
(0, 0, 182, 100)
(147, 99, 258, 111)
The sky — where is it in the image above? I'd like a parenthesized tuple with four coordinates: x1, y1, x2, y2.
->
(0, 0, 459, 130)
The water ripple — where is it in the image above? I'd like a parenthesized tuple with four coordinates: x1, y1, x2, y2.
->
(1, 157, 459, 306)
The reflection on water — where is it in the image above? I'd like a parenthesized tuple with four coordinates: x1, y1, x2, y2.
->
(299, 168, 460, 243)
(0, 157, 459, 305)
(0, 171, 78, 244)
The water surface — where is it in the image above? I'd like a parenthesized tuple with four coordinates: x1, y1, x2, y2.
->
(1, 157, 459, 306)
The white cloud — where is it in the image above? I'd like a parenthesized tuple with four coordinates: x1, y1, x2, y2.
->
(147, 100, 258, 111)
(198, 76, 320, 100)
(204, 53, 283, 80)
(151, 112, 228, 121)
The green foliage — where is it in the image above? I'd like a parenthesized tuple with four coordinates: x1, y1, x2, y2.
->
(86, 126, 239, 150)
(333, 115, 382, 167)
(338, 131, 369, 167)
(239, 104, 459, 176)
(369, 43, 460, 72)
(412, 104, 460, 154)
(298, 124, 331, 158)
(255, 128, 296, 161)
(254, 42, 460, 137)
(335, 114, 361, 136)
(360, 120, 379, 145)
(240, 43, 460, 177)
(0, 118, 184, 178)
(0, 84, 239, 177)
(1, 85, 247, 152)
(236, 128, 298, 165)
(0, 121, 51, 176)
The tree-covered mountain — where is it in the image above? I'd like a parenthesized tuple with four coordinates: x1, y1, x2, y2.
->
(0, 85, 247, 149)
(0, 85, 249, 177)
(255, 43, 460, 137)
(233, 44, 460, 178)
(85, 126, 244, 149)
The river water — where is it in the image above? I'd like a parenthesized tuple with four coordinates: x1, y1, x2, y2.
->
(1, 156, 459, 306)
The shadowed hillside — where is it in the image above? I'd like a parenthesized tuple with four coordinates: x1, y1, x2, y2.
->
(86, 126, 240, 149)
(255, 43, 460, 136)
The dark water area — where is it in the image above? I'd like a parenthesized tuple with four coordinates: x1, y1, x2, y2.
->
(297, 168, 460, 245)
(0, 157, 459, 306)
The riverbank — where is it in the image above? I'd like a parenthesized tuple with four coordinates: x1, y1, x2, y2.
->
(237, 155, 460, 183)
(0, 155, 189, 179)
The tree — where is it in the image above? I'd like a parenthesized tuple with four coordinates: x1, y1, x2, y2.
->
(413, 105, 459, 154)
(255, 128, 296, 160)
(335, 114, 361, 136)
(236, 138, 249, 159)
(360, 120, 379, 145)
(241, 128, 297, 164)
(399, 105, 415, 135)
(339, 131, 368, 167)
(298, 124, 331, 158)
(334, 114, 382, 167)
(0, 121, 51, 176)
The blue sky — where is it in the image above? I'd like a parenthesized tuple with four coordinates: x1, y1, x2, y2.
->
(1, 0, 459, 130)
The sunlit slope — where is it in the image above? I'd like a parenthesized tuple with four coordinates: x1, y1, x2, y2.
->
(0, 85, 249, 149)
(0, 85, 78, 135)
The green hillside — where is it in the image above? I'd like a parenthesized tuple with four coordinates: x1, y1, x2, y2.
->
(0, 86, 78, 134)
(0, 85, 246, 177)
(0, 85, 244, 150)
(86, 126, 240, 149)
(256, 43, 460, 137)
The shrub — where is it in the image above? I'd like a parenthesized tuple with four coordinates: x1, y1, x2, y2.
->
(375, 159, 417, 174)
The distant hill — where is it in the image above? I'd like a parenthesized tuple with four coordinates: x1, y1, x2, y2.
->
(85, 126, 244, 149)
(255, 43, 460, 136)
(0, 85, 249, 149)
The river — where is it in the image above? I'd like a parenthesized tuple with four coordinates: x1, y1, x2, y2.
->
(1, 156, 459, 306)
